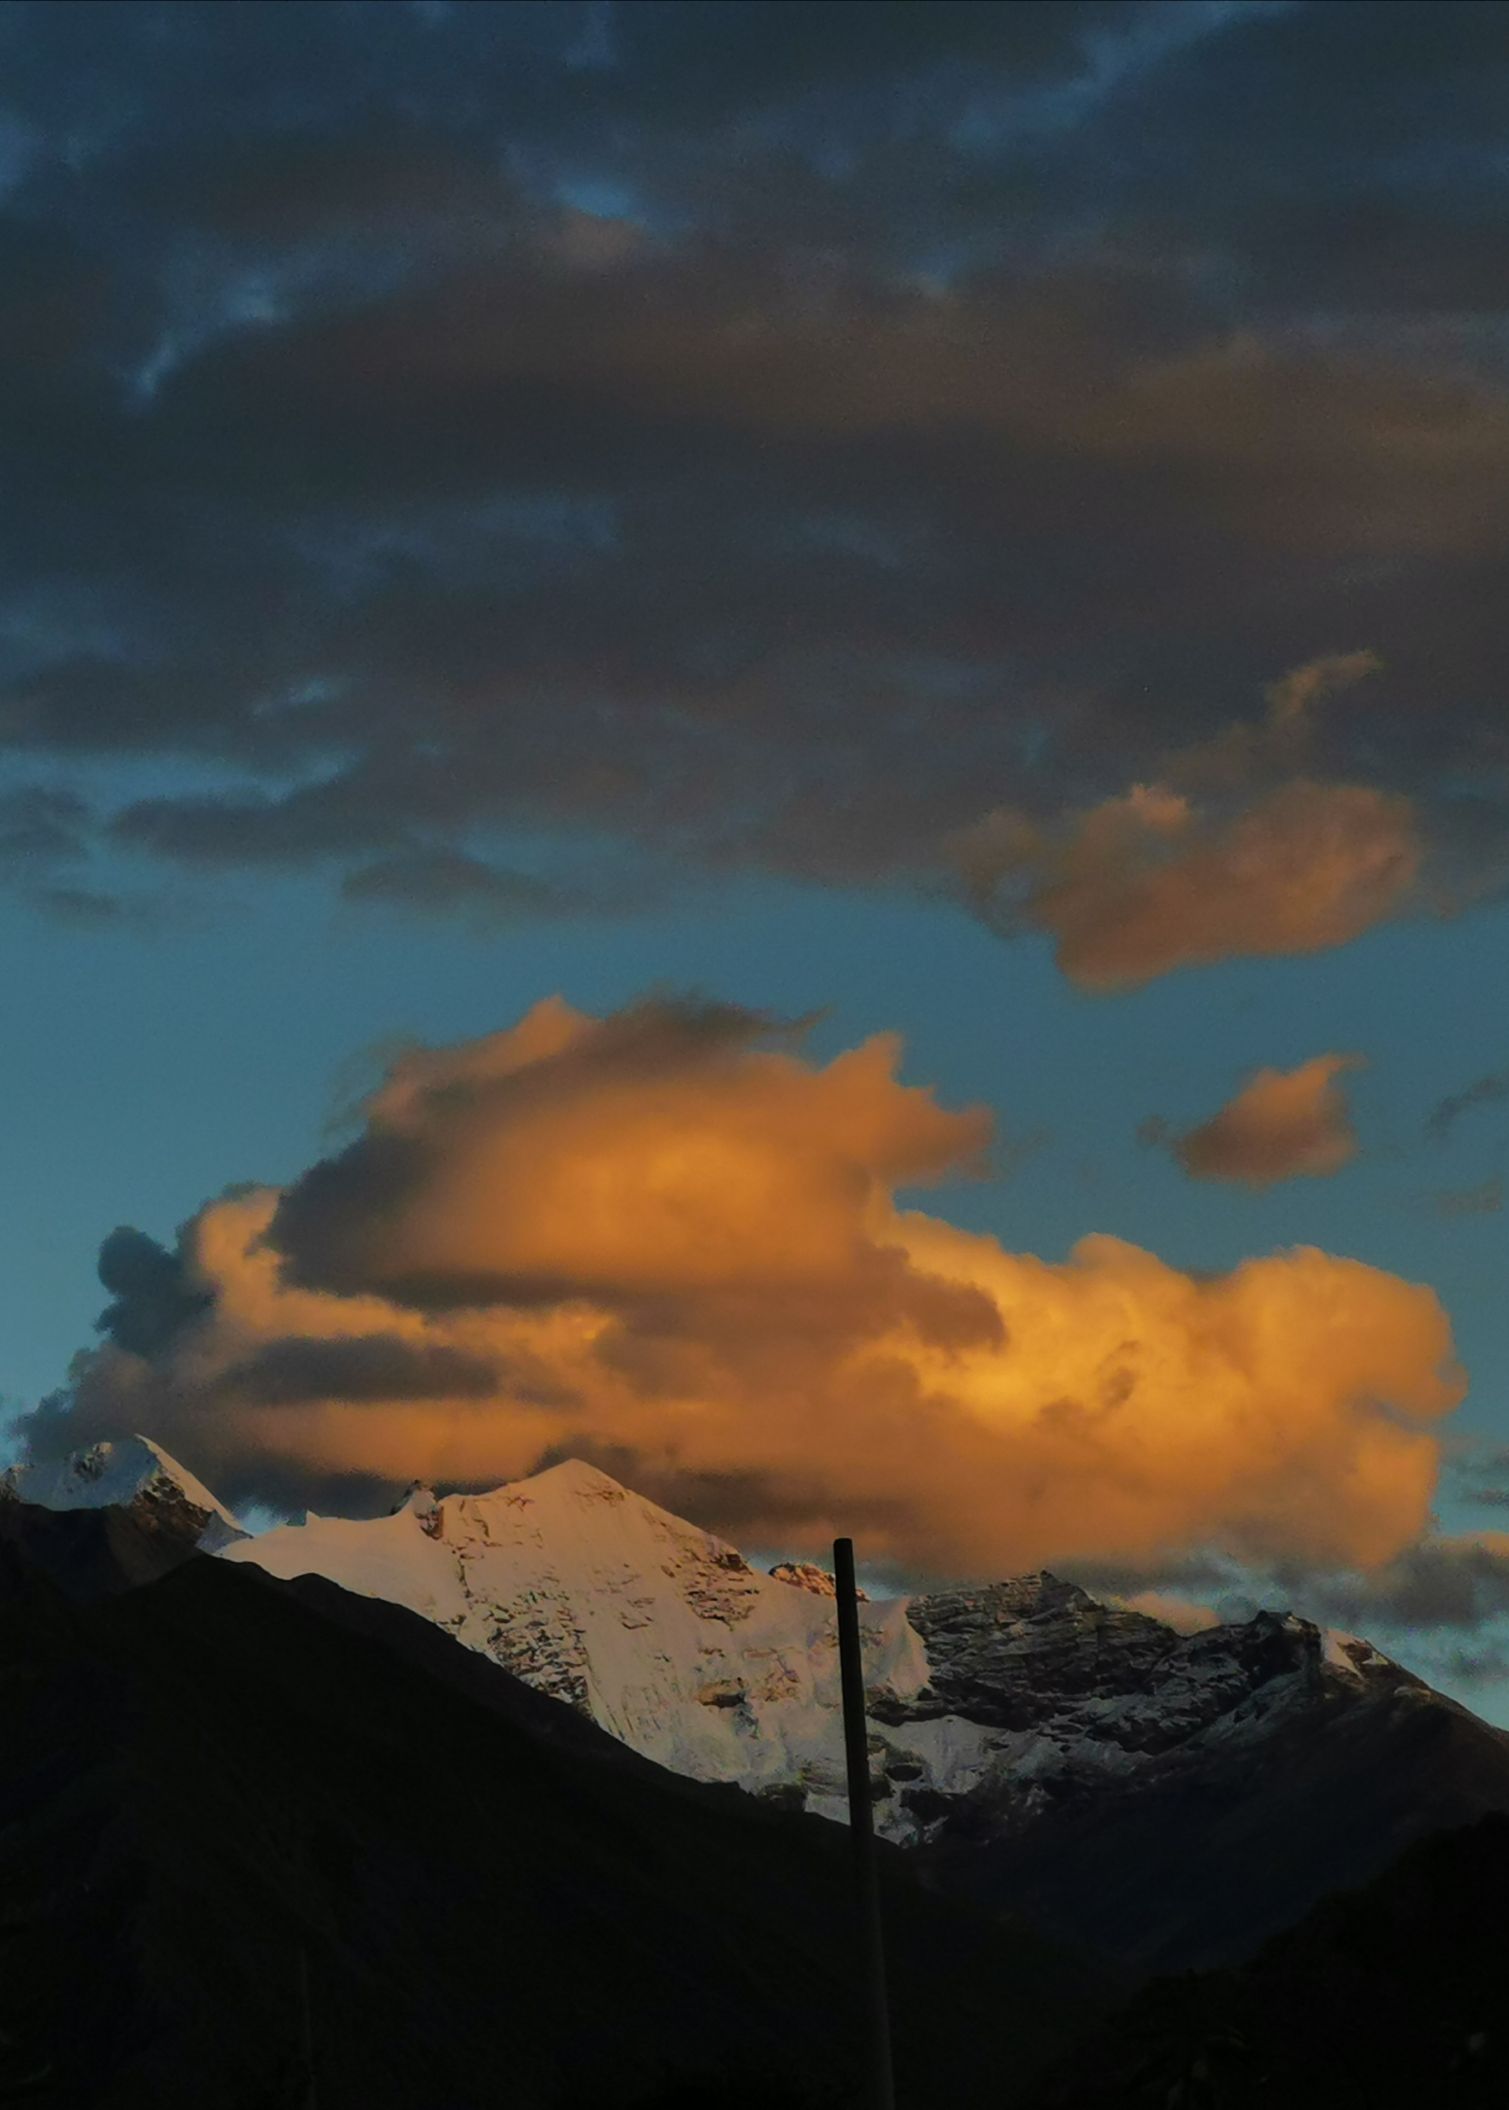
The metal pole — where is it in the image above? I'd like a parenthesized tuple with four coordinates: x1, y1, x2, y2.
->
(834, 1536, 896, 2110)
(298, 1946, 317, 2110)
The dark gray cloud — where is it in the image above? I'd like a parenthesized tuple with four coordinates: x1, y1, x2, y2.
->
(1429, 1070, 1509, 1142)
(1449, 1444, 1509, 1511)
(29, 884, 156, 930)
(0, 1, 1508, 961)
(1068, 1530, 1509, 1670)
(339, 848, 583, 925)
(0, 786, 90, 866)
(1307, 1536, 1509, 1634)
(95, 1224, 213, 1358)
(220, 1335, 502, 1408)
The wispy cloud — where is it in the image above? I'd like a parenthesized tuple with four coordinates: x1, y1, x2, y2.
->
(1428, 1069, 1509, 1142)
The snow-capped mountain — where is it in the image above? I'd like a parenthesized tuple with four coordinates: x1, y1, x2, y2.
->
(225, 1457, 922, 1822)
(15, 1438, 1509, 1967)
(211, 1458, 1429, 1830)
(216, 1453, 1509, 1966)
(1, 1436, 247, 1553)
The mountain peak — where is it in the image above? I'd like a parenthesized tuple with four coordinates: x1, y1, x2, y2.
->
(1, 1435, 246, 1551)
(513, 1456, 634, 1501)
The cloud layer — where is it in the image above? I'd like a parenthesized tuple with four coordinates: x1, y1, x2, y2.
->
(1150, 1053, 1365, 1187)
(0, 5, 1507, 973)
(21, 997, 1464, 1574)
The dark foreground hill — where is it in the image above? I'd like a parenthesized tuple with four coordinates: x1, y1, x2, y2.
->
(0, 1506, 1099, 2110)
(1031, 1810, 1509, 2108)
(0, 1484, 202, 1597)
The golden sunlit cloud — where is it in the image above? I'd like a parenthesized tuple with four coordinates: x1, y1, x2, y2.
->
(24, 998, 1464, 1577)
(953, 654, 1421, 989)
(960, 778, 1420, 990)
(1148, 1052, 1365, 1187)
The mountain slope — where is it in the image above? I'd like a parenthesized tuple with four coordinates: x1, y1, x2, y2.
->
(0, 1506, 1096, 2110)
(1032, 1811, 1509, 2107)
(0, 1492, 202, 1598)
(219, 1454, 1509, 1969)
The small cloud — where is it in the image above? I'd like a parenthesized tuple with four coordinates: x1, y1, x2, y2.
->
(951, 657, 1413, 990)
(1147, 1053, 1365, 1188)
(29, 885, 138, 929)
(1440, 1641, 1509, 1686)
(1448, 1442, 1509, 1510)
(0, 785, 91, 868)
(1111, 1589, 1222, 1635)
(957, 778, 1420, 991)
(1426, 1178, 1503, 1218)
(1264, 650, 1383, 730)
(340, 847, 580, 928)
(1428, 1067, 1509, 1142)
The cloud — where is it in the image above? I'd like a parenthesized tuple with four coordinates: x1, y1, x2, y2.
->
(1305, 1533, 1509, 1634)
(1109, 1590, 1221, 1635)
(1148, 1053, 1365, 1188)
(338, 848, 582, 928)
(1425, 1178, 1503, 1219)
(0, 785, 90, 868)
(958, 779, 1421, 989)
(0, 9, 1505, 966)
(18, 996, 1465, 1574)
(1448, 1443, 1509, 1510)
(1428, 1068, 1509, 1142)
(1165, 651, 1385, 794)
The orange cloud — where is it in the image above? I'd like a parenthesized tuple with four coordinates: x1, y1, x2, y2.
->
(1035, 780, 1419, 988)
(952, 654, 1421, 989)
(1152, 1053, 1366, 1188)
(22, 999, 1465, 1578)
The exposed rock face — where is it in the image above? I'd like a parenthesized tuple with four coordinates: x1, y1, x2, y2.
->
(896, 1576, 1183, 1729)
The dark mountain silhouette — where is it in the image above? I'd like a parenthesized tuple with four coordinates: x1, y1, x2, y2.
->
(1031, 1810, 1509, 2108)
(0, 1488, 199, 1598)
(0, 1502, 1098, 2110)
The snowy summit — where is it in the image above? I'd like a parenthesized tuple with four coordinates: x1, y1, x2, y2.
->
(2, 1435, 247, 1553)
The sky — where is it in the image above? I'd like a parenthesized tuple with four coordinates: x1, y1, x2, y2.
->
(3, 0, 1509, 1716)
